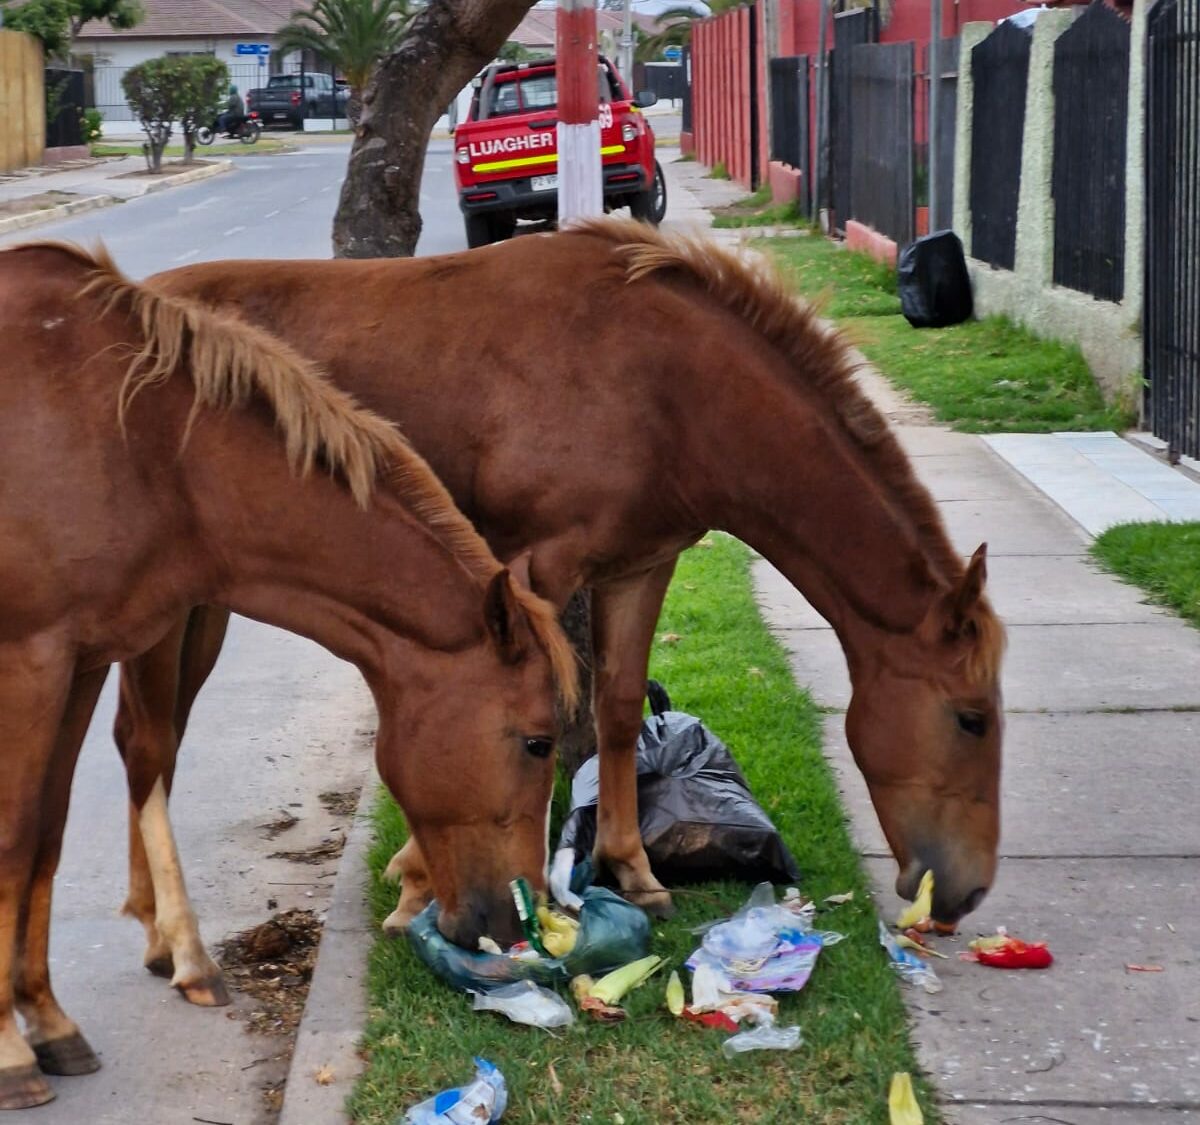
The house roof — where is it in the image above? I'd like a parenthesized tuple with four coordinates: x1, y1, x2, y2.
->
(508, 7, 660, 47)
(76, 0, 301, 39)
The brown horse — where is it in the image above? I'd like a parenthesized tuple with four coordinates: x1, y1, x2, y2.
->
(0, 242, 575, 1109)
(119, 219, 1005, 997)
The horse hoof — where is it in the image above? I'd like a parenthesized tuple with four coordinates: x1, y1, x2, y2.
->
(32, 1032, 101, 1077)
(382, 852, 404, 884)
(176, 974, 231, 1007)
(144, 952, 174, 979)
(381, 905, 416, 937)
(624, 888, 675, 919)
(0, 1063, 55, 1108)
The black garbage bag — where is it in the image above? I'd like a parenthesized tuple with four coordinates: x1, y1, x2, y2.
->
(557, 682, 799, 885)
(406, 885, 650, 994)
(897, 229, 974, 328)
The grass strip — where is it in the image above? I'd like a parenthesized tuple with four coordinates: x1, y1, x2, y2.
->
(349, 535, 936, 1124)
(1091, 521, 1200, 628)
(764, 236, 1134, 434)
(90, 139, 292, 157)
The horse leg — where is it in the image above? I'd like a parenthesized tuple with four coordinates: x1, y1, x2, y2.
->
(0, 640, 74, 1109)
(115, 607, 231, 1006)
(16, 666, 107, 1078)
(381, 837, 434, 937)
(590, 563, 678, 916)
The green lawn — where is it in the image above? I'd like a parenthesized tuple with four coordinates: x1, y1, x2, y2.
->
(349, 536, 935, 1124)
(765, 236, 1134, 434)
(1091, 522, 1200, 628)
(711, 186, 808, 229)
(90, 139, 292, 158)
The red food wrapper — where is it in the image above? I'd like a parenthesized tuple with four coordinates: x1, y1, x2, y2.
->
(962, 935, 1053, 969)
(682, 1007, 740, 1032)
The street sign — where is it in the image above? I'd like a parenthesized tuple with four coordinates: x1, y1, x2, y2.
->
(663, 45, 682, 61)
(235, 43, 270, 56)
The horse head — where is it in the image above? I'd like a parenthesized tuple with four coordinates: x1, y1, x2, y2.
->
(844, 544, 1005, 925)
(374, 565, 573, 950)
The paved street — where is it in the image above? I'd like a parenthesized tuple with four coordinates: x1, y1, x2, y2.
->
(5, 138, 468, 1123)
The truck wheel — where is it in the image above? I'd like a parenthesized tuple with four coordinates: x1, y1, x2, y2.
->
(464, 213, 495, 249)
(629, 161, 667, 225)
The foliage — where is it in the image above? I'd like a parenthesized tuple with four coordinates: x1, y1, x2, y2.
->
(349, 536, 937, 1125)
(636, 0, 741, 62)
(765, 236, 1133, 433)
(1092, 521, 1200, 629)
(121, 55, 227, 170)
(706, 160, 729, 180)
(495, 38, 531, 62)
(80, 106, 102, 143)
(0, 0, 72, 56)
(275, 0, 409, 122)
(66, 0, 141, 39)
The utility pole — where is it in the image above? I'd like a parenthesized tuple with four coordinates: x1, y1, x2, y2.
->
(557, 0, 603, 223)
(928, 0, 942, 231)
(621, 0, 634, 90)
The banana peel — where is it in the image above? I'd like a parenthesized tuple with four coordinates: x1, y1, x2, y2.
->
(536, 906, 580, 958)
(895, 870, 934, 930)
(888, 1072, 924, 1125)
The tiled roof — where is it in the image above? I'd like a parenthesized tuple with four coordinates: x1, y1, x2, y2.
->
(77, 0, 305, 39)
(509, 7, 661, 47)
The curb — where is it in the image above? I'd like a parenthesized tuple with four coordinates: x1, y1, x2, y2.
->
(0, 193, 116, 236)
(117, 158, 233, 198)
(277, 781, 376, 1125)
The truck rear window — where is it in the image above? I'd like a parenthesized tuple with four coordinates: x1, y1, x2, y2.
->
(489, 75, 556, 116)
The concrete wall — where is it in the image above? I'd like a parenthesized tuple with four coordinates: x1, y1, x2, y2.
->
(952, 5, 1144, 403)
(0, 30, 44, 172)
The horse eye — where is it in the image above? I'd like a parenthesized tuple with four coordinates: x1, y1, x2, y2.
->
(524, 737, 554, 759)
(957, 711, 988, 738)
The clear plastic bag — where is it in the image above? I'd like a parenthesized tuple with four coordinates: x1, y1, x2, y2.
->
(404, 1057, 507, 1124)
(471, 981, 574, 1028)
(879, 921, 942, 994)
(721, 1020, 803, 1057)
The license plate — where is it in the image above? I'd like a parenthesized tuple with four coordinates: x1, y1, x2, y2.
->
(531, 174, 558, 192)
(273, 112, 288, 120)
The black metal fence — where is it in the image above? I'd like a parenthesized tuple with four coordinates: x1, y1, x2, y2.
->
(969, 20, 1031, 269)
(929, 36, 959, 228)
(830, 6, 877, 231)
(1145, 0, 1200, 459)
(1052, 2, 1130, 301)
(681, 47, 693, 133)
(45, 67, 85, 148)
(769, 54, 809, 209)
(633, 62, 687, 101)
(847, 40, 914, 246)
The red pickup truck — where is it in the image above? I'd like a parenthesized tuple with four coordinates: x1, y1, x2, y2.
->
(453, 55, 666, 248)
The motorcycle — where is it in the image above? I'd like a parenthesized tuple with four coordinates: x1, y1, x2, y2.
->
(195, 112, 262, 146)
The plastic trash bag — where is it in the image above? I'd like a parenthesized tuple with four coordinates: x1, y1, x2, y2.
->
(406, 885, 650, 994)
(558, 683, 800, 885)
(404, 1057, 507, 1124)
(879, 921, 942, 994)
(721, 1019, 803, 1057)
(471, 981, 575, 1028)
(897, 230, 973, 329)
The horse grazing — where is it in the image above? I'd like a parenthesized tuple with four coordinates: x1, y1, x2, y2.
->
(0, 242, 575, 1110)
(117, 218, 1005, 998)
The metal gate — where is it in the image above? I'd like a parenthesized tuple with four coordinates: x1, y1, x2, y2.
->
(930, 36, 959, 231)
(969, 20, 1031, 270)
(830, 6, 877, 231)
(769, 55, 809, 211)
(848, 41, 914, 246)
(1146, 0, 1200, 459)
(1052, 1, 1130, 302)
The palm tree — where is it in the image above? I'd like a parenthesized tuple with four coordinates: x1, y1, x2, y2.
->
(275, 0, 411, 127)
(635, 0, 743, 63)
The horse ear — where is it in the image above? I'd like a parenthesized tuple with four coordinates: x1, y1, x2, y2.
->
(507, 550, 534, 593)
(484, 569, 530, 663)
(948, 543, 988, 637)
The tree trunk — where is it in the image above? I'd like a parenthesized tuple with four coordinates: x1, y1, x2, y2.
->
(332, 0, 539, 258)
(557, 589, 597, 777)
(347, 87, 363, 131)
(182, 130, 195, 165)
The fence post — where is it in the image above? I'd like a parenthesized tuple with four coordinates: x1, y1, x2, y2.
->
(1013, 10, 1074, 289)
(1122, 0, 1148, 327)
(951, 22, 991, 249)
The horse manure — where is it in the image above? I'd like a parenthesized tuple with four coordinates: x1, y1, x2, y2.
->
(258, 811, 299, 840)
(268, 836, 345, 865)
(318, 788, 360, 817)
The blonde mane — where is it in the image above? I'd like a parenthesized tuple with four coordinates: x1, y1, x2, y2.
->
(7, 240, 579, 706)
(569, 218, 1004, 683)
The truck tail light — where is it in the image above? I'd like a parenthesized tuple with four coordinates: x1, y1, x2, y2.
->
(291, 91, 302, 107)
(621, 123, 637, 142)
(456, 146, 469, 164)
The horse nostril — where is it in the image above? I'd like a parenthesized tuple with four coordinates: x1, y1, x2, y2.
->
(962, 886, 988, 915)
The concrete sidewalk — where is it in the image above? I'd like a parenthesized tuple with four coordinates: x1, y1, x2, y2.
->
(662, 159, 1200, 1120)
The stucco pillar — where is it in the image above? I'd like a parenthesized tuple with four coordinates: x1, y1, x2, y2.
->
(951, 22, 993, 246)
(1122, 0, 1148, 326)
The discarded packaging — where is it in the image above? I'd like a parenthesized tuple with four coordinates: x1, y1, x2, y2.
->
(721, 1017, 803, 1057)
(471, 981, 574, 1028)
(404, 1057, 507, 1124)
(666, 970, 685, 1016)
(888, 1071, 924, 1125)
(961, 932, 1053, 970)
(557, 682, 800, 885)
(407, 885, 649, 994)
(682, 1006, 739, 1032)
(879, 922, 942, 994)
(895, 871, 934, 931)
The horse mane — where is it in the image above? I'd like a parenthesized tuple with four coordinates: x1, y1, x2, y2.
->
(569, 218, 1005, 683)
(5, 240, 579, 707)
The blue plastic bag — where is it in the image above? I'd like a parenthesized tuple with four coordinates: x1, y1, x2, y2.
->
(403, 1057, 507, 1124)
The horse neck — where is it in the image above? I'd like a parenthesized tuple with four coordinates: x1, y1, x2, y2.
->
(696, 375, 950, 645)
(177, 412, 487, 689)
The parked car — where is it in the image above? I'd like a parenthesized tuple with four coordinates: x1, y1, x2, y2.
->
(246, 74, 349, 129)
(452, 55, 665, 248)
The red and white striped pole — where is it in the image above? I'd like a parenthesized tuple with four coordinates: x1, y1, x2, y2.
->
(556, 0, 602, 224)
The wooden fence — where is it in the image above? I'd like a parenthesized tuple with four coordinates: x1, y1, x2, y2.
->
(0, 29, 44, 172)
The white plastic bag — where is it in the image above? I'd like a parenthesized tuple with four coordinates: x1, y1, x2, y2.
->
(722, 1020, 803, 1057)
(404, 1057, 508, 1123)
(470, 981, 575, 1028)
